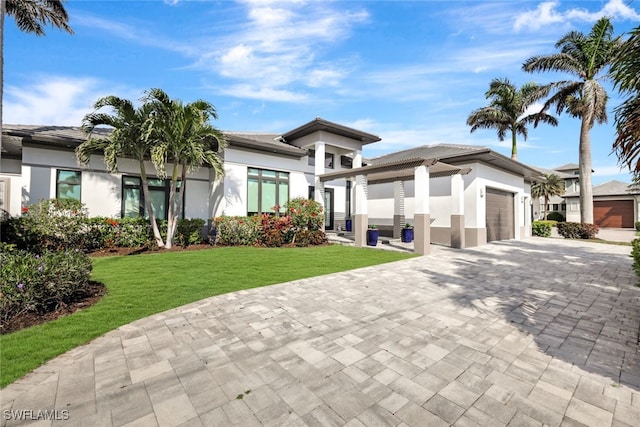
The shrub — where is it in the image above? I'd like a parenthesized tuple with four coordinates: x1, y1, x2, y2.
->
(556, 222, 599, 239)
(214, 216, 261, 246)
(157, 218, 206, 247)
(286, 198, 324, 231)
(631, 239, 640, 282)
(6, 199, 89, 252)
(532, 221, 552, 237)
(256, 214, 294, 247)
(546, 211, 565, 222)
(0, 249, 93, 328)
(285, 198, 326, 246)
(176, 219, 206, 246)
(635, 221, 640, 232)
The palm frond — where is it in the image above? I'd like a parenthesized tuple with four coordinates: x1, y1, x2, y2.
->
(6, 0, 73, 35)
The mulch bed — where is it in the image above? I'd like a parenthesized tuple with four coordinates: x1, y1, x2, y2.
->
(1, 282, 107, 335)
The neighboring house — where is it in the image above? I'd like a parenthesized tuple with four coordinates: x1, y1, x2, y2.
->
(531, 163, 640, 228)
(531, 163, 580, 220)
(1, 119, 538, 251)
(563, 180, 640, 228)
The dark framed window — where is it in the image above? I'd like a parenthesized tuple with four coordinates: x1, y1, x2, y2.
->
(340, 155, 353, 169)
(247, 168, 289, 215)
(308, 150, 335, 169)
(56, 170, 81, 201)
(122, 176, 183, 219)
(553, 203, 559, 211)
(561, 203, 566, 211)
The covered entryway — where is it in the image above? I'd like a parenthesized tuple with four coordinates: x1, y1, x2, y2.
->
(594, 200, 634, 228)
(486, 188, 514, 241)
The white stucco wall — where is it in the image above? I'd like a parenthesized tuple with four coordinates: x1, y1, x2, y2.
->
(18, 146, 212, 219)
(367, 161, 530, 238)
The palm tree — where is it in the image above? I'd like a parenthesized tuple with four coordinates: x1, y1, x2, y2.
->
(1, 0, 73, 147)
(611, 26, 640, 175)
(531, 173, 565, 220)
(144, 88, 227, 249)
(77, 95, 166, 248)
(523, 17, 621, 224)
(467, 77, 558, 161)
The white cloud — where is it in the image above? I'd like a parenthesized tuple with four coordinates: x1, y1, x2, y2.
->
(593, 165, 629, 176)
(514, 1, 565, 31)
(514, 0, 640, 32)
(218, 84, 308, 103)
(202, 1, 368, 100)
(3, 76, 137, 126)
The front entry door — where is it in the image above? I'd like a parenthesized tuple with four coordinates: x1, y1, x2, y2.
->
(309, 186, 334, 230)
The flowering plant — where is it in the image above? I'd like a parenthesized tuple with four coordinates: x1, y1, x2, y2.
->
(0, 248, 92, 328)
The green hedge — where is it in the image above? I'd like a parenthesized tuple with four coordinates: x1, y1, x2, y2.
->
(556, 222, 599, 239)
(532, 221, 552, 237)
(0, 199, 206, 252)
(631, 239, 640, 283)
(546, 211, 565, 222)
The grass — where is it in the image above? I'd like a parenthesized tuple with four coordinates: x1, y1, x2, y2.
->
(0, 245, 414, 387)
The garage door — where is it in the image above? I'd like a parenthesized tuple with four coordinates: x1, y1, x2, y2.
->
(594, 200, 634, 228)
(486, 188, 514, 242)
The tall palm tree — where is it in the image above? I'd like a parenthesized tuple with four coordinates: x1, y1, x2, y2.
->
(531, 173, 565, 220)
(611, 26, 640, 175)
(467, 77, 558, 161)
(523, 17, 621, 224)
(144, 88, 227, 249)
(1, 0, 73, 146)
(77, 95, 166, 248)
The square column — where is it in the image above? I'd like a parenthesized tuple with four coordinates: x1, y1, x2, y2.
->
(354, 174, 368, 248)
(414, 165, 431, 255)
(450, 174, 465, 249)
(314, 141, 325, 230)
(393, 181, 405, 239)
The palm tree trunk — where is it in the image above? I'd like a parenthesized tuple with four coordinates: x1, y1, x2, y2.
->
(543, 196, 548, 220)
(511, 129, 518, 161)
(579, 117, 594, 224)
(140, 160, 165, 248)
(172, 163, 187, 243)
(165, 162, 180, 249)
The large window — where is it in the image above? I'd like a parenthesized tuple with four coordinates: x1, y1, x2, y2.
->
(247, 168, 289, 215)
(56, 170, 81, 201)
(308, 150, 335, 169)
(122, 176, 183, 219)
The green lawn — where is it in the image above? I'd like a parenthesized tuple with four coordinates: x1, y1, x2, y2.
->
(1, 245, 414, 387)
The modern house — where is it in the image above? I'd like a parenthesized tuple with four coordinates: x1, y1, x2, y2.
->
(531, 163, 640, 228)
(365, 144, 541, 247)
(1, 119, 538, 253)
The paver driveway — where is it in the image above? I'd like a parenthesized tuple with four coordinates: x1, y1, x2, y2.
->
(2, 238, 640, 427)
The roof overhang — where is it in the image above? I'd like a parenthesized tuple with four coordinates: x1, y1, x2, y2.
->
(282, 118, 381, 145)
(436, 150, 542, 180)
(224, 133, 306, 158)
(319, 157, 471, 184)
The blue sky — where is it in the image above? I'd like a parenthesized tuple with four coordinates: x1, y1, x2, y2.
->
(5, 0, 640, 184)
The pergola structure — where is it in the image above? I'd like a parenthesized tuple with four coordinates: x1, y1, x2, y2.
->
(319, 158, 471, 255)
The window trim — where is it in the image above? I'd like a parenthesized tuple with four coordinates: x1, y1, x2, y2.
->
(56, 169, 82, 201)
(247, 167, 289, 216)
(121, 175, 184, 219)
(308, 149, 335, 169)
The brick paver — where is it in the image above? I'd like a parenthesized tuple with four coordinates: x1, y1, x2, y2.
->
(2, 237, 639, 426)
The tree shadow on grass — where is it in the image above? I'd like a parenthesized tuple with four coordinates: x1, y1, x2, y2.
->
(420, 239, 640, 390)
